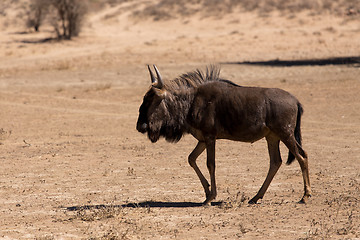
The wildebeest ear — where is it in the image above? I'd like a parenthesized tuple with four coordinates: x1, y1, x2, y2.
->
(152, 86, 167, 99)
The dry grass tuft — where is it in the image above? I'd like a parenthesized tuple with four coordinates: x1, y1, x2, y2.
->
(0, 128, 12, 142)
(35, 236, 55, 240)
(303, 194, 359, 239)
(67, 205, 124, 222)
(220, 190, 249, 209)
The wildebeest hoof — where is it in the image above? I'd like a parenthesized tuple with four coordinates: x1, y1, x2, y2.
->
(202, 200, 211, 206)
(248, 196, 262, 204)
(202, 194, 216, 206)
(248, 199, 257, 204)
(298, 195, 311, 204)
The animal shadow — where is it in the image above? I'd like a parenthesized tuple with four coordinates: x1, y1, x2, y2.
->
(224, 56, 360, 67)
(66, 200, 223, 211)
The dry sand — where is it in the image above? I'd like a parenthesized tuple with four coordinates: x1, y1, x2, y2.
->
(0, 1, 359, 239)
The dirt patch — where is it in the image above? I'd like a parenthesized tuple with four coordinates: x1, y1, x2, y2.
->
(0, 1, 359, 239)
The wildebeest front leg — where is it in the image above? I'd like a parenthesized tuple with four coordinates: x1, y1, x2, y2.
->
(203, 138, 217, 205)
(249, 135, 282, 204)
(188, 142, 211, 200)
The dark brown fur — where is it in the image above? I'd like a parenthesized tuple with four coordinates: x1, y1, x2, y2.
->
(137, 65, 311, 204)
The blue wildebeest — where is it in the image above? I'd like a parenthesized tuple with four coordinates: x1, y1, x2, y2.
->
(136, 65, 311, 205)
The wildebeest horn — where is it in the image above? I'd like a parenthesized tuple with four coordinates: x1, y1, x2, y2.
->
(153, 65, 163, 89)
(148, 65, 156, 84)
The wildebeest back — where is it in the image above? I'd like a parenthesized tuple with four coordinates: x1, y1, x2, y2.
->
(188, 81, 299, 142)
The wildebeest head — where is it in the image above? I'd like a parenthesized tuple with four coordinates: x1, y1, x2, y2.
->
(136, 65, 169, 143)
(137, 65, 221, 143)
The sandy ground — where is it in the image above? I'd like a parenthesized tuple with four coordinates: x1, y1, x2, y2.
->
(0, 2, 360, 239)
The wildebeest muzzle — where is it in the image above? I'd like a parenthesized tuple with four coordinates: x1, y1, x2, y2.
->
(137, 122, 148, 133)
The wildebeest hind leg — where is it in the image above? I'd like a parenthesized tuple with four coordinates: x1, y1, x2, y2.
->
(188, 142, 211, 200)
(249, 135, 282, 204)
(282, 136, 311, 203)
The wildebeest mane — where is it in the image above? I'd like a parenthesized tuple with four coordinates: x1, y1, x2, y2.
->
(163, 65, 231, 92)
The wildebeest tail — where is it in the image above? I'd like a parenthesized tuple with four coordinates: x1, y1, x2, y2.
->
(286, 102, 305, 165)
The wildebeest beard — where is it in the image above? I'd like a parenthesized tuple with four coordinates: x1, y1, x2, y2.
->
(146, 92, 192, 143)
(147, 125, 185, 143)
